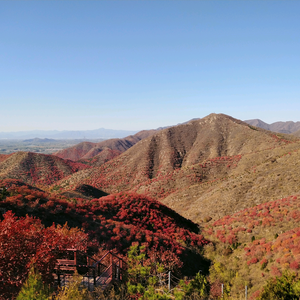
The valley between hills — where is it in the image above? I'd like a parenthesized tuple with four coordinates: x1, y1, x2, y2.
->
(1, 113, 300, 299)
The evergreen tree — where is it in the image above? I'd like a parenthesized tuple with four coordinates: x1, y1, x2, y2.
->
(16, 265, 51, 300)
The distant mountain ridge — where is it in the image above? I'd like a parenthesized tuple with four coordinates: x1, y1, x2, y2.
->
(0, 118, 208, 140)
(244, 119, 300, 134)
(0, 128, 138, 139)
(2, 118, 300, 139)
(23, 138, 57, 143)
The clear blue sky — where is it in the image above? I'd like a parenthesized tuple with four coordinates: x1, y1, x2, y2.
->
(1, 1, 299, 131)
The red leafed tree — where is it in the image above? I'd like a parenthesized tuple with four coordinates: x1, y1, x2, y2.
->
(0, 211, 88, 299)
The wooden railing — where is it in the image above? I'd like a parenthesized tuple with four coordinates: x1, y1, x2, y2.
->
(55, 249, 127, 290)
(82, 251, 127, 290)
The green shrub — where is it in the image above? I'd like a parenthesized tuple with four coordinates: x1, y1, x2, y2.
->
(258, 271, 300, 300)
(179, 272, 209, 299)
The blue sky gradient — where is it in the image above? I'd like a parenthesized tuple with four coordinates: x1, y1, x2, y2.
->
(1, 1, 299, 131)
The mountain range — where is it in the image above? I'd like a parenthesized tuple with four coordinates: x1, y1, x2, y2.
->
(1, 113, 300, 299)
(50, 114, 299, 220)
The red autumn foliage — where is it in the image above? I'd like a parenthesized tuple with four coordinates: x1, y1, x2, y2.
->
(0, 182, 209, 283)
(290, 261, 299, 270)
(0, 211, 87, 299)
(247, 257, 259, 265)
(204, 193, 300, 279)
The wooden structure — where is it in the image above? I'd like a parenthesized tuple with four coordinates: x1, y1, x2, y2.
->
(55, 249, 126, 290)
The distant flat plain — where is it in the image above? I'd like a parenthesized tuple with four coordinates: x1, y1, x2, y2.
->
(0, 139, 105, 155)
